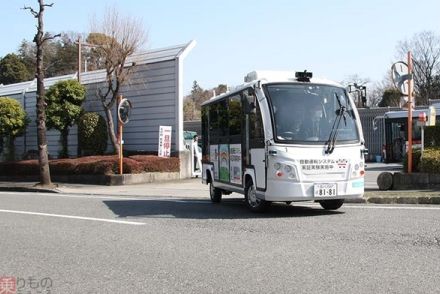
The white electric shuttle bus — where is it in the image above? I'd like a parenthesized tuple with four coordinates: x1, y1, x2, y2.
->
(201, 71, 368, 212)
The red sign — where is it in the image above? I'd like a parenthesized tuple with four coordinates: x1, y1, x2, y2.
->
(0, 277, 16, 294)
(158, 126, 172, 157)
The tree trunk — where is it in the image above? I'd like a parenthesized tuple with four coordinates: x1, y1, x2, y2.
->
(104, 106, 120, 155)
(7, 136, 15, 161)
(35, 0, 52, 186)
(60, 128, 69, 158)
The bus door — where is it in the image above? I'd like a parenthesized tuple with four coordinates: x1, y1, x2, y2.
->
(244, 90, 266, 190)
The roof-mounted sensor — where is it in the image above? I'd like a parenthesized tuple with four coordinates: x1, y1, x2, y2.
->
(295, 70, 313, 82)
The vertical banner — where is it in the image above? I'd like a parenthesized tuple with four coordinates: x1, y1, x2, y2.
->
(158, 126, 172, 157)
(210, 145, 219, 180)
(219, 144, 230, 182)
(229, 144, 242, 184)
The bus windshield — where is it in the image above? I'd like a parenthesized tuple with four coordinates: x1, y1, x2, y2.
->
(265, 83, 359, 144)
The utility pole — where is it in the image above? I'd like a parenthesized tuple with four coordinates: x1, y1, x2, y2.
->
(77, 37, 82, 83)
(407, 52, 414, 173)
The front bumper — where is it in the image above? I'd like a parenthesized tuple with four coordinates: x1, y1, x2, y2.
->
(262, 178, 364, 201)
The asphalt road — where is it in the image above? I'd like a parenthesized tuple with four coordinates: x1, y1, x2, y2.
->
(1, 190, 439, 294)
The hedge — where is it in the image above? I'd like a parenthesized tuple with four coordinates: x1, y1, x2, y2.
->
(0, 155, 179, 176)
(425, 126, 440, 148)
(403, 148, 422, 173)
(419, 148, 440, 174)
(78, 112, 108, 155)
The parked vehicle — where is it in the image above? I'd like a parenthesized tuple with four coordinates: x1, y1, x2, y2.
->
(375, 104, 439, 162)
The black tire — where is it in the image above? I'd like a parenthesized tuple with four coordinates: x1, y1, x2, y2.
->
(318, 199, 344, 210)
(209, 182, 222, 203)
(245, 180, 269, 212)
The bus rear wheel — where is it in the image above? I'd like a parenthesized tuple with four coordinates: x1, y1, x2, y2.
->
(245, 180, 269, 213)
(318, 199, 344, 210)
(209, 182, 222, 203)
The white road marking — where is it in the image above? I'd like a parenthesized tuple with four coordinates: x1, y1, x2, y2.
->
(0, 191, 209, 201)
(0, 192, 210, 203)
(300, 203, 440, 211)
(0, 209, 145, 225)
(0, 191, 142, 200)
(344, 204, 440, 211)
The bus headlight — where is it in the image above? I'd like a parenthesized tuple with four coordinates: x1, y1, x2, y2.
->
(273, 162, 298, 181)
(350, 161, 365, 179)
(288, 169, 297, 180)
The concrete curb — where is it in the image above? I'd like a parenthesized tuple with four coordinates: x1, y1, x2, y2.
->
(0, 172, 181, 186)
(0, 186, 60, 194)
(365, 196, 440, 204)
(106, 172, 180, 185)
(358, 190, 440, 205)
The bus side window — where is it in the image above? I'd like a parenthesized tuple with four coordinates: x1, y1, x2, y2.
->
(218, 99, 229, 137)
(201, 107, 208, 157)
(249, 98, 265, 148)
(209, 103, 219, 143)
(229, 95, 242, 138)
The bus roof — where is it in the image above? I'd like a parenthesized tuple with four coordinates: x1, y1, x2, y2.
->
(244, 70, 342, 87)
(202, 70, 343, 106)
(384, 103, 440, 119)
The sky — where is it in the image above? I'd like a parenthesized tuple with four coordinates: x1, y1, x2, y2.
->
(1, 0, 439, 94)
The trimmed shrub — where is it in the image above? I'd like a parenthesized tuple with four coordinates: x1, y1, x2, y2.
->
(78, 112, 108, 156)
(45, 80, 86, 158)
(129, 155, 180, 172)
(0, 155, 180, 177)
(425, 126, 440, 148)
(419, 148, 440, 174)
(403, 148, 421, 173)
(0, 97, 29, 160)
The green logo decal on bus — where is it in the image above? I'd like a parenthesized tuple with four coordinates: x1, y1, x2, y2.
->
(352, 180, 364, 188)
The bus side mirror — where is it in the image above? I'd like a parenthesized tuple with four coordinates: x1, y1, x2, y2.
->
(244, 89, 256, 114)
(244, 101, 256, 114)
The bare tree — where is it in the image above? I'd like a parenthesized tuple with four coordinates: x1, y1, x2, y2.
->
(90, 7, 147, 154)
(340, 74, 371, 88)
(23, 0, 60, 187)
(397, 31, 440, 105)
(368, 70, 395, 107)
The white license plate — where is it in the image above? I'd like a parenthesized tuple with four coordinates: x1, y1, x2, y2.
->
(314, 183, 337, 197)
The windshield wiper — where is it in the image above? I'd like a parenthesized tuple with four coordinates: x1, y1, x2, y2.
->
(325, 93, 347, 154)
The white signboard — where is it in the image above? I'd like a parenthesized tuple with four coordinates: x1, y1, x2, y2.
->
(210, 145, 219, 180)
(229, 144, 242, 184)
(158, 126, 172, 157)
(428, 106, 436, 126)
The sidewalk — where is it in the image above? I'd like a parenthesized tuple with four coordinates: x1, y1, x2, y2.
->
(1, 180, 440, 205)
(1, 163, 440, 204)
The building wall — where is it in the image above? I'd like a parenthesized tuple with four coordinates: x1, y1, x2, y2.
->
(14, 59, 179, 158)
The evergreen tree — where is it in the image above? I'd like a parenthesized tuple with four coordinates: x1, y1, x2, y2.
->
(45, 80, 86, 158)
(0, 54, 32, 85)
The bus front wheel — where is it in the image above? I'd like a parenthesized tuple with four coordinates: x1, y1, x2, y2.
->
(209, 182, 222, 203)
(318, 199, 344, 210)
(245, 180, 269, 213)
